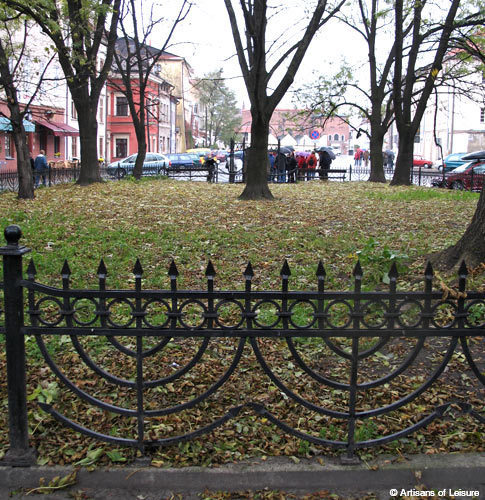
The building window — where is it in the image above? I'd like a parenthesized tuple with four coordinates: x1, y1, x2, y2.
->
(71, 101, 77, 119)
(115, 96, 129, 116)
(54, 136, 60, 155)
(99, 97, 104, 124)
(333, 133, 339, 141)
(480, 107, 485, 124)
(115, 137, 128, 158)
(99, 137, 104, 158)
(341, 134, 345, 141)
(5, 135, 12, 158)
(72, 138, 78, 159)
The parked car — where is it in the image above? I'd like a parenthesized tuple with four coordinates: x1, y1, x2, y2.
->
(166, 153, 201, 169)
(413, 155, 433, 168)
(107, 153, 170, 177)
(186, 148, 211, 164)
(445, 160, 485, 191)
(440, 152, 468, 173)
(213, 150, 228, 162)
(185, 153, 204, 167)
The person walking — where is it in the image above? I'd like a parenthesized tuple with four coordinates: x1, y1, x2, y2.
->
(297, 154, 307, 181)
(34, 150, 48, 187)
(286, 151, 297, 183)
(268, 152, 276, 182)
(363, 149, 370, 168)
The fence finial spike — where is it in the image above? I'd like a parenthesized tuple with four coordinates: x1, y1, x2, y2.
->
(280, 259, 291, 278)
(388, 261, 399, 279)
(425, 260, 434, 278)
(97, 259, 107, 277)
(205, 260, 216, 277)
(353, 260, 363, 278)
(244, 261, 254, 278)
(61, 259, 71, 277)
(27, 258, 37, 278)
(168, 259, 179, 278)
(458, 260, 468, 278)
(316, 260, 326, 278)
(133, 258, 143, 277)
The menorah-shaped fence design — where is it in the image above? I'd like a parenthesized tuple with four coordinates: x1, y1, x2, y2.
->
(0, 225, 483, 466)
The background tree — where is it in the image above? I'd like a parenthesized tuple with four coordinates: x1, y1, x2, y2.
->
(391, 0, 485, 185)
(194, 70, 241, 147)
(0, 9, 56, 199)
(5, 0, 121, 185)
(112, 0, 191, 179)
(223, 0, 346, 200)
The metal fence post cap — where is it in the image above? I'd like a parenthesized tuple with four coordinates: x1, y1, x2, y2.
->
(0, 225, 31, 256)
(4, 224, 21, 246)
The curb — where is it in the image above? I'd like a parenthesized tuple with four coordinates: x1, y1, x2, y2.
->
(1, 453, 484, 499)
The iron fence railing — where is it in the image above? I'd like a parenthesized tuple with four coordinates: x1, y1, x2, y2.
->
(0, 225, 483, 465)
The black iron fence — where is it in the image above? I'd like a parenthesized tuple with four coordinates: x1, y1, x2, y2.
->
(0, 225, 484, 466)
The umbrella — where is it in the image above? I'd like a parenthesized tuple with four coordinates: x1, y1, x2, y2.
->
(317, 147, 336, 160)
(278, 146, 292, 154)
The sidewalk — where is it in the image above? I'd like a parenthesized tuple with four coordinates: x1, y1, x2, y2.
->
(1, 453, 484, 499)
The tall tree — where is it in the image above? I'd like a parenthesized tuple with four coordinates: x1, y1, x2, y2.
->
(223, 0, 346, 200)
(194, 70, 241, 147)
(0, 9, 56, 199)
(112, 0, 191, 179)
(391, 0, 485, 185)
(5, 0, 121, 185)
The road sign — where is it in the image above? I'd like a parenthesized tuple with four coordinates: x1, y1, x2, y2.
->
(310, 130, 320, 140)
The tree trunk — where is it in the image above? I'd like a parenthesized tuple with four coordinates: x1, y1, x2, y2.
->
(239, 116, 274, 200)
(76, 105, 101, 185)
(433, 187, 485, 269)
(390, 132, 413, 185)
(7, 103, 34, 199)
(368, 126, 386, 183)
(133, 133, 147, 180)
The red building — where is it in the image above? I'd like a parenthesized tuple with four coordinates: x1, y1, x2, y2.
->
(0, 101, 79, 172)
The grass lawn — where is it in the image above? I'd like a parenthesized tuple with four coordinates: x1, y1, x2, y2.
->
(0, 178, 483, 469)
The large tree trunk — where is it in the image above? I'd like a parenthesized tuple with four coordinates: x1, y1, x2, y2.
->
(76, 105, 101, 185)
(434, 187, 485, 270)
(390, 131, 413, 185)
(239, 116, 274, 200)
(368, 124, 386, 183)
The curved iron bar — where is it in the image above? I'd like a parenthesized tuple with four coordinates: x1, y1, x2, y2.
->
(38, 402, 138, 446)
(35, 334, 137, 416)
(247, 402, 455, 449)
(460, 336, 485, 385)
(252, 336, 459, 419)
(286, 336, 426, 390)
(145, 337, 246, 417)
(251, 337, 348, 419)
(71, 333, 210, 388)
(456, 402, 485, 425)
(38, 402, 246, 448)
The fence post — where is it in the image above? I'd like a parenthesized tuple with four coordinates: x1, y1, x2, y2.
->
(0, 225, 35, 466)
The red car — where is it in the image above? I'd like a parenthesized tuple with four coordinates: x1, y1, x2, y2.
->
(445, 161, 485, 191)
(413, 155, 433, 168)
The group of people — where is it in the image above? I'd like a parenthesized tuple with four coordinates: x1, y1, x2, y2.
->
(268, 149, 333, 183)
(353, 148, 395, 169)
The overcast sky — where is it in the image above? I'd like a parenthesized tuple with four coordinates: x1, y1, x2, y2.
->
(157, 0, 366, 109)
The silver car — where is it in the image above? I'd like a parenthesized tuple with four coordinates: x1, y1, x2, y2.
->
(107, 153, 170, 177)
